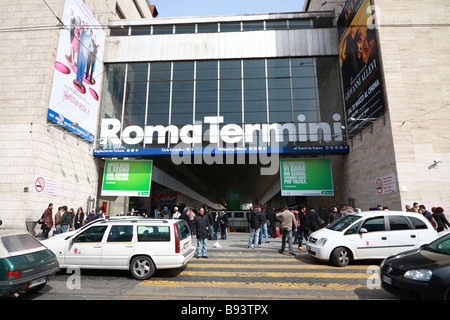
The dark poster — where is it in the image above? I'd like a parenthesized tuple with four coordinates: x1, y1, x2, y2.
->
(338, 0, 385, 135)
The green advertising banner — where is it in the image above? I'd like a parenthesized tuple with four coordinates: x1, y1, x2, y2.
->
(280, 159, 334, 196)
(101, 160, 152, 197)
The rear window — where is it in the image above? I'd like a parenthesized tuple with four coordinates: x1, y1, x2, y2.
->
(389, 216, 412, 230)
(137, 226, 170, 242)
(408, 216, 428, 229)
(176, 221, 191, 240)
(1, 234, 43, 253)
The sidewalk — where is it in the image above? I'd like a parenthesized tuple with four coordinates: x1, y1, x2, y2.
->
(206, 232, 303, 253)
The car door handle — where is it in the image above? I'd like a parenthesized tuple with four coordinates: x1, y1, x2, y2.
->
(381, 237, 387, 240)
(410, 234, 416, 238)
(93, 244, 102, 248)
(125, 244, 134, 248)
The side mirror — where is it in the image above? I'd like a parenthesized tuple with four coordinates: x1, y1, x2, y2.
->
(359, 228, 368, 234)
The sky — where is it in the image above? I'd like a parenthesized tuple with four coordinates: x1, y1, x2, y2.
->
(150, 0, 306, 18)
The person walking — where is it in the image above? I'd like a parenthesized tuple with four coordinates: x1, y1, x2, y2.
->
(298, 205, 310, 250)
(192, 208, 210, 258)
(433, 207, 450, 232)
(214, 211, 221, 240)
(41, 203, 53, 239)
(220, 209, 228, 240)
(172, 206, 181, 219)
(328, 207, 341, 225)
(258, 207, 269, 245)
(419, 205, 437, 229)
(308, 208, 324, 233)
(267, 207, 277, 238)
(54, 206, 63, 235)
(276, 208, 297, 255)
(55, 205, 73, 233)
(247, 205, 264, 248)
(73, 207, 84, 230)
(180, 207, 192, 233)
(207, 209, 214, 240)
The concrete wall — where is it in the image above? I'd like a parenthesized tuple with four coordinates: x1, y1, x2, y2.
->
(374, 0, 450, 213)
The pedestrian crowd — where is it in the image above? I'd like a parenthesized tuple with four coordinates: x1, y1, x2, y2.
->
(247, 204, 327, 256)
(39, 203, 107, 239)
(405, 202, 450, 233)
(39, 200, 449, 258)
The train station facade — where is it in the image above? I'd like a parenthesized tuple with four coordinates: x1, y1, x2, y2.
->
(1, 0, 449, 228)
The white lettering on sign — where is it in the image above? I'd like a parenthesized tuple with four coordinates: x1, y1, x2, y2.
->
(99, 114, 344, 147)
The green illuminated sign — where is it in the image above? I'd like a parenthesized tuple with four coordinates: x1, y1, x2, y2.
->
(280, 159, 334, 196)
(101, 160, 152, 197)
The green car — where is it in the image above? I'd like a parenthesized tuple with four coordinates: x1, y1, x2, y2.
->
(0, 225, 60, 297)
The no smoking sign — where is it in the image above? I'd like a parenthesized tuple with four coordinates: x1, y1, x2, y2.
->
(33, 176, 60, 196)
(35, 177, 45, 193)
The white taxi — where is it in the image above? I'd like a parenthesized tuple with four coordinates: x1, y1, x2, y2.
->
(306, 211, 438, 267)
(41, 218, 195, 279)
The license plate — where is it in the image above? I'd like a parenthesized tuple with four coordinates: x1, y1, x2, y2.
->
(29, 276, 46, 288)
(382, 275, 392, 285)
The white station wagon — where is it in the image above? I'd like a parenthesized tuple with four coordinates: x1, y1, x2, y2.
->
(306, 211, 438, 267)
(41, 218, 195, 279)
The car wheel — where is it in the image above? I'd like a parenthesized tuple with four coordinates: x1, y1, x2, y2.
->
(331, 247, 351, 267)
(130, 256, 155, 280)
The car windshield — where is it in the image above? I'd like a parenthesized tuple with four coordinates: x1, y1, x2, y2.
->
(1, 234, 44, 254)
(327, 215, 362, 232)
(424, 233, 450, 255)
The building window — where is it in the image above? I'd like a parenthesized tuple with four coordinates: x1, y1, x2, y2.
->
(219, 60, 242, 124)
(152, 25, 174, 35)
(111, 18, 321, 37)
(197, 23, 219, 33)
(175, 24, 196, 34)
(148, 62, 171, 127)
(123, 63, 148, 148)
(266, 20, 288, 30)
(171, 62, 194, 126)
(115, 4, 126, 19)
(132, 0, 145, 18)
(219, 22, 241, 32)
(131, 26, 151, 35)
(100, 57, 344, 149)
(242, 21, 264, 31)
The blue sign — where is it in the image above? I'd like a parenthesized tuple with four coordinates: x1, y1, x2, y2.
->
(93, 145, 349, 157)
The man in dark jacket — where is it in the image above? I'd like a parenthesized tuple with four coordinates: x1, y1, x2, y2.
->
(55, 205, 73, 233)
(180, 207, 193, 233)
(247, 205, 264, 248)
(192, 208, 210, 258)
(220, 209, 229, 240)
(298, 205, 310, 250)
(267, 208, 277, 238)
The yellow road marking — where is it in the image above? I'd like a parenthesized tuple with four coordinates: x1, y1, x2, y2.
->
(140, 280, 365, 290)
(172, 270, 369, 278)
(124, 290, 358, 300)
(188, 263, 372, 270)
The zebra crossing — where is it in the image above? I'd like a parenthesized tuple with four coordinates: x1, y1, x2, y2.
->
(124, 250, 394, 300)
